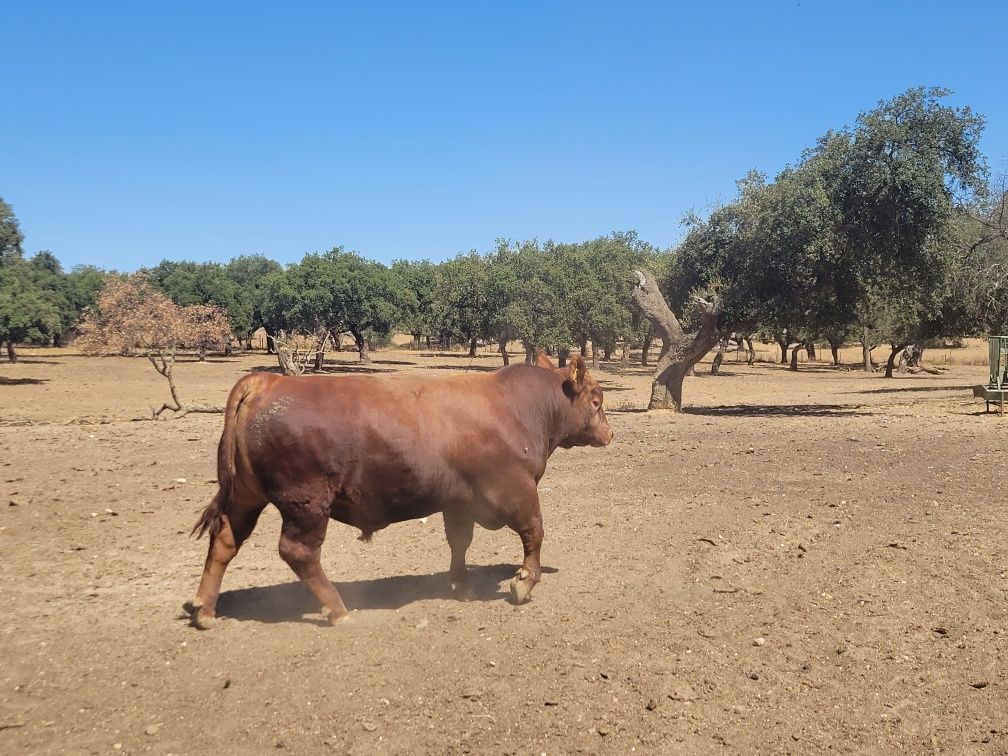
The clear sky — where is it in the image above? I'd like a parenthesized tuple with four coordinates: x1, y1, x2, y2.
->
(4, 1, 1007, 272)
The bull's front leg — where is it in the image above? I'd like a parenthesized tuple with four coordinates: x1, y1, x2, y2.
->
(507, 498, 544, 605)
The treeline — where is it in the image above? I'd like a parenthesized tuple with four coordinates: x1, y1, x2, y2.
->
(2, 87, 1007, 373)
(152, 232, 666, 366)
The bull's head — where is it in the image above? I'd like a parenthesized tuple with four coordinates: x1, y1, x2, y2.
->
(536, 351, 613, 448)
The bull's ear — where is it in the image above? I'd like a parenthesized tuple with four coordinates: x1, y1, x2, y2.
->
(535, 350, 557, 369)
(562, 354, 587, 397)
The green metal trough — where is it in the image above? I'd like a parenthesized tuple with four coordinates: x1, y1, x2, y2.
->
(973, 335, 1008, 414)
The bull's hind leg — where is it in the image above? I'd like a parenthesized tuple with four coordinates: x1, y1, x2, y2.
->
(443, 509, 476, 600)
(277, 510, 349, 626)
(188, 491, 265, 629)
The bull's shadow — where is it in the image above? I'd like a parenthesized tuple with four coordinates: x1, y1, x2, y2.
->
(216, 563, 557, 625)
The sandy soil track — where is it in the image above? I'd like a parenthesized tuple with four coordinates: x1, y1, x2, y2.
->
(1, 348, 1005, 754)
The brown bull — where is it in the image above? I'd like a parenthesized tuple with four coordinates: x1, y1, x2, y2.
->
(184, 352, 612, 628)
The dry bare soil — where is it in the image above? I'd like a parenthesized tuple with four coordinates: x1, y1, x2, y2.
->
(1, 347, 1006, 754)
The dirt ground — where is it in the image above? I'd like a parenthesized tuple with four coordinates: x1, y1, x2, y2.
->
(1, 346, 1006, 754)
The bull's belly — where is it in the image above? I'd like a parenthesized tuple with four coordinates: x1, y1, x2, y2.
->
(327, 492, 446, 532)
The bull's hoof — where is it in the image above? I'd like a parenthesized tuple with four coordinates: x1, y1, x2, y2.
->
(185, 599, 217, 630)
(450, 582, 477, 602)
(509, 569, 535, 605)
(191, 611, 217, 631)
(323, 607, 353, 627)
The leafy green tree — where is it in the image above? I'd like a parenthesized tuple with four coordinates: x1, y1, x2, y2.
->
(0, 204, 61, 360)
(830, 87, 987, 371)
(0, 197, 24, 266)
(65, 265, 107, 328)
(390, 259, 434, 349)
(506, 241, 569, 363)
(324, 248, 401, 362)
(259, 265, 302, 353)
(573, 232, 648, 364)
(0, 261, 60, 361)
(25, 251, 80, 346)
(432, 252, 490, 356)
(260, 249, 400, 364)
(225, 254, 283, 347)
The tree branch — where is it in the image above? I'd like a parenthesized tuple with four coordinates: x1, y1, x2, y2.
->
(630, 269, 684, 347)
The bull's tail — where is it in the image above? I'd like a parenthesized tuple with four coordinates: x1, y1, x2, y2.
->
(191, 490, 225, 540)
(191, 376, 256, 539)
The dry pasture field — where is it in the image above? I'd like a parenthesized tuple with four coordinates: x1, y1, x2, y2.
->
(1, 348, 1006, 754)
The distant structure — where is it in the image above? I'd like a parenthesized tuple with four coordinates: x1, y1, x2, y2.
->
(973, 335, 1008, 414)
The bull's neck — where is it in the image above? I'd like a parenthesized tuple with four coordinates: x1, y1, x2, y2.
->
(499, 366, 566, 461)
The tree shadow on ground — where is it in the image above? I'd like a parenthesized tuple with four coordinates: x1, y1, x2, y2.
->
(594, 363, 653, 376)
(769, 365, 851, 375)
(216, 563, 558, 625)
(685, 403, 874, 418)
(848, 384, 972, 395)
(0, 376, 47, 385)
(6, 358, 63, 365)
(597, 383, 633, 393)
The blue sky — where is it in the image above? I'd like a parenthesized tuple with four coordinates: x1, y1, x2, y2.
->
(4, 1, 1007, 271)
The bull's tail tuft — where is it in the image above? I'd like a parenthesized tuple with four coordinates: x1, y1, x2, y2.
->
(191, 492, 225, 539)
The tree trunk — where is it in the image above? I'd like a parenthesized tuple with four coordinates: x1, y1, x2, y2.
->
(352, 329, 370, 363)
(789, 343, 801, 371)
(265, 330, 276, 354)
(314, 349, 325, 371)
(777, 336, 789, 363)
(621, 339, 630, 368)
(524, 344, 536, 364)
(630, 269, 722, 411)
(558, 347, 569, 368)
(805, 341, 816, 360)
(498, 338, 509, 366)
(711, 337, 727, 375)
(591, 342, 599, 370)
(4, 341, 15, 363)
(885, 342, 911, 379)
(603, 345, 612, 361)
(579, 338, 588, 357)
(827, 338, 841, 366)
(199, 345, 207, 362)
(861, 326, 873, 373)
(745, 336, 755, 365)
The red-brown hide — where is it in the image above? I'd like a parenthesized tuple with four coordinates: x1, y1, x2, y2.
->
(185, 355, 612, 628)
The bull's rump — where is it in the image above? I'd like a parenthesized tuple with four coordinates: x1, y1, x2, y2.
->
(230, 371, 530, 531)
